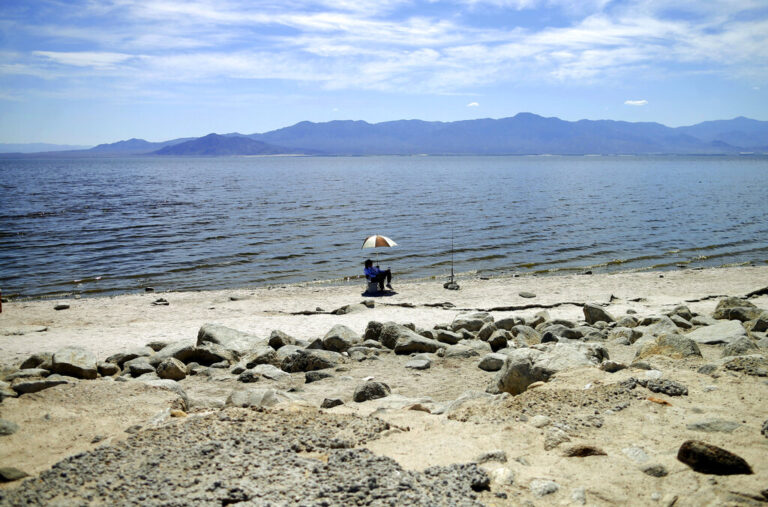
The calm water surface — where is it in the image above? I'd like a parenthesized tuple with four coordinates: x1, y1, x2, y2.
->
(2, 155, 767, 298)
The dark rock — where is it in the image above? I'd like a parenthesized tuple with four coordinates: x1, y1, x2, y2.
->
(12, 377, 70, 395)
(642, 464, 668, 477)
(97, 362, 120, 376)
(243, 345, 278, 368)
(722, 336, 759, 357)
(677, 440, 753, 475)
(477, 322, 497, 341)
(713, 297, 761, 321)
(584, 303, 615, 324)
(435, 329, 463, 345)
(322, 324, 361, 352)
(363, 321, 383, 342)
(405, 359, 431, 370)
(0, 419, 19, 436)
(51, 347, 98, 379)
(189, 343, 238, 366)
(762, 419, 768, 438)
(124, 357, 156, 377)
(394, 334, 443, 355)
(106, 346, 154, 367)
(519, 291, 536, 298)
(4, 368, 50, 381)
(0, 467, 29, 482)
(19, 352, 53, 370)
(54, 303, 70, 311)
(156, 358, 187, 381)
(152, 298, 169, 306)
(321, 398, 344, 409)
(268, 330, 296, 350)
(145, 340, 170, 352)
(478, 353, 506, 372)
(670, 314, 693, 329)
(644, 379, 688, 396)
(562, 445, 607, 457)
(475, 450, 507, 464)
(723, 356, 768, 376)
(487, 330, 509, 352)
(280, 349, 343, 373)
(237, 370, 261, 383)
(353, 381, 391, 402)
(600, 360, 627, 373)
(305, 371, 333, 383)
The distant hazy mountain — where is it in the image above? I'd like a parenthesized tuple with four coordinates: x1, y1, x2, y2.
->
(152, 133, 295, 156)
(5, 114, 766, 157)
(0, 142, 92, 153)
(249, 113, 766, 155)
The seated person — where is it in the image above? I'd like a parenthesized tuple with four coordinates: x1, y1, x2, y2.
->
(364, 259, 393, 290)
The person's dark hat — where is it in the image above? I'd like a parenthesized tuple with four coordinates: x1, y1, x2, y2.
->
(364, 259, 373, 266)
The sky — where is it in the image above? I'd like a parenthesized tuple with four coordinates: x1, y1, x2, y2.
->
(1, 0, 767, 145)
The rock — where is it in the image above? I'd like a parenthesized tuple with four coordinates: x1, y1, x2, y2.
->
(490, 467, 516, 486)
(435, 329, 463, 345)
(641, 316, 681, 337)
(0, 419, 19, 436)
(495, 317, 523, 331)
(528, 311, 549, 328)
(19, 352, 53, 370)
(642, 464, 668, 477)
(722, 336, 759, 357)
(152, 298, 169, 306)
(353, 381, 391, 402)
(4, 368, 50, 381)
(378, 323, 414, 349)
(644, 379, 688, 396)
(0, 382, 16, 401)
(394, 334, 443, 355)
(677, 440, 753, 475)
(51, 346, 98, 379)
(237, 370, 261, 383)
(519, 291, 536, 298)
(722, 355, 768, 376)
(321, 398, 344, 409)
(280, 349, 343, 373)
(541, 323, 581, 340)
(475, 450, 508, 464)
(571, 487, 587, 505)
(243, 345, 278, 368)
(226, 388, 286, 408)
(510, 325, 541, 345)
(54, 303, 70, 311)
(321, 324, 361, 352)
(530, 415, 551, 428)
(124, 357, 155, 377)
(267, 330, 296, 350)
(363, 321, 383, 342)
(478, 353, 507, 372)
(687, 320, 746, 344)
(444, 344, 479, 359)
(405, 359, 431, 370)
(747, 314, 768, 333)
(600, 360, 627, 373)
(189, 343, 238, 366)
(196, 323, 264, 355)
(584, 303, 615, 325)
(762, 419, 768, 438)
(0, 467, 29, 482)
(530, 479, 559, 497)
(331, 303, 368, 315)
(635, 334, 702, 360)
(562, 445, 607, 457)
(451, 313, 492, 333)
(145, 340, 170, 351)
(608, 327, 642, 344)
(616, 315, 638, 328)
(148, 341, 197, 366)
(670, 314, 693, 329)
(487, 330, 509, 352)
(97, 362, 120, 376)
(252, 364, 290, 380)
(106, 346, 155, 367)
(622, 446, 650, 463)
(12, 377, 71, 395)
(305, 371, 333, 383)
(544, 427, 570, 450)
(687, 419, 741, 433)
(477, 322, 497, 341)
(156, 358, 186, 381)
(713, 297, 762, 321)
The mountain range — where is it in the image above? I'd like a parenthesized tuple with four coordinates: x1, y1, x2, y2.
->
(4, 113, 768, 157)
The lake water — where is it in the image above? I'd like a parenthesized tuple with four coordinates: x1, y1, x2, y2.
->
(2, 155, 767, 299)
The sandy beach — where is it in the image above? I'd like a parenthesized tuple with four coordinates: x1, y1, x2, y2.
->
(1, 266, 767, 505)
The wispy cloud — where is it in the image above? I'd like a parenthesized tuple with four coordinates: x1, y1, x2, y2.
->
(624, 99, 648, 106)
(467, 101, 479, 107)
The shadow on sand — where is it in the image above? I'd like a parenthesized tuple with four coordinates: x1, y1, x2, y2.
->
(361, 289, 398, 297)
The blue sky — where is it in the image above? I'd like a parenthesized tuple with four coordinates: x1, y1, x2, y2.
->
(1, 0, 767, 144)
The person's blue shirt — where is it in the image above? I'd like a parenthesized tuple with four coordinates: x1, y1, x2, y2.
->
(364, 266, 382, 279)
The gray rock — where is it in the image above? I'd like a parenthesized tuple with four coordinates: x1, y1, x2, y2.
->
(243, 345, 278, 368)
(405, 359, 431, 370)
(687, 320, 746, 344)
(0, 381, 18, 401)
(475, 450, 508, 464)
(544, 427, 571, 450)
(237, 370, 261, 383)
(97, 362, 120, 376)
(51, 346, 98, 379)
(54, 303, 70, 311)
(379, 322, 415, 349)
(0, 467, 29, 482)
(305, 371, 333, 383)
(226, 388, 286, 408)
(640, 316, 681, 337)
(713, 297, 762, 321)
(600, 360, 627, 373)
(584, 303, 615, 325)
(0, 419, 19, 436)
(478, 353, 507, 372)
(443, 344, 479, 359)
(451, 313, 492, 333)
(353, 381, 391, 402)
(252, 364, 290, 380)
(622, 446, 650, 463)
(510, 325, 541, 345)
(322, 324, 361, 352)
(571, 487, 587, 505)
(12, 377, 71, 395)
(495, 317, 523, 331)
(321, 398, 344, 409)
(435, 329, 463, 345)
(124, 357, 156, 377)
(642, 464, 668, 477)
(691, 315, 718, 326)
(267, 330, 296, 350)
(616, 315, 638, 328)
(670, 314, 693, 329)
(280, 349, 343, 373)
(608, 327, 642, 344)
(106, 346, 154, 367)
(722, 336, 759, 357)
(635, 334, 702, 360)
(644, 379, 688, 396)
(527, 311, 550, 328)
(541, 323, 581, 340)
(196, 323, 264, 355)
(394, 334, 443, 355)
(530, 479, 559, 497)
(156, 358, 186, 381)
(487, 330, 509, 352)
(477, 322, 497, 341)
(4, 368, 50, 381)
(677, 440, 753, 475)
(530, 415, 551, 428)
(145, 340, 170, 352)
(141, 379, 188, 406)
(686, 419, 741, 433)
(363, 321, 384, 342)
(19, 352, 53, 370)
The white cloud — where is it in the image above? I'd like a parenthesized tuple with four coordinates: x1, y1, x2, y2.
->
(467, 101, 479, 107)
(33, 51, 137, 68)
(624, 99, 648, 106)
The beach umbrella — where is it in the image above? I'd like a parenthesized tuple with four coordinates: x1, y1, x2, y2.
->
(361, 235, 397, 265)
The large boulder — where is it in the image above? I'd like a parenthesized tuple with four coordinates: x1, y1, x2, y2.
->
(687, 320, 746, 345)
(50, 347, 98, 379)
(451, 313, 493, 333)
(510, 325, 541, 345)
(156, 358, 186, 381)
(487, 348, 545, 395)
(394, 334, 444, 355)
(635, 334, 702, 360)
(149, 341, 197, 366)
(379, 322, 417, 350)
(583, 304, 615, 325)
(713, 298, 762, 322)
(196, 323, 264, 355)
(280, 349, 343, 373)
(477, 322, 497, 342)
(267, 330, 296, 350)
(363, 321, 384, 342)
(322, 325, 361, 352)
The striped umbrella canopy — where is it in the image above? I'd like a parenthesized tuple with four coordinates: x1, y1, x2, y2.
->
(361, 235, 398, 249)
